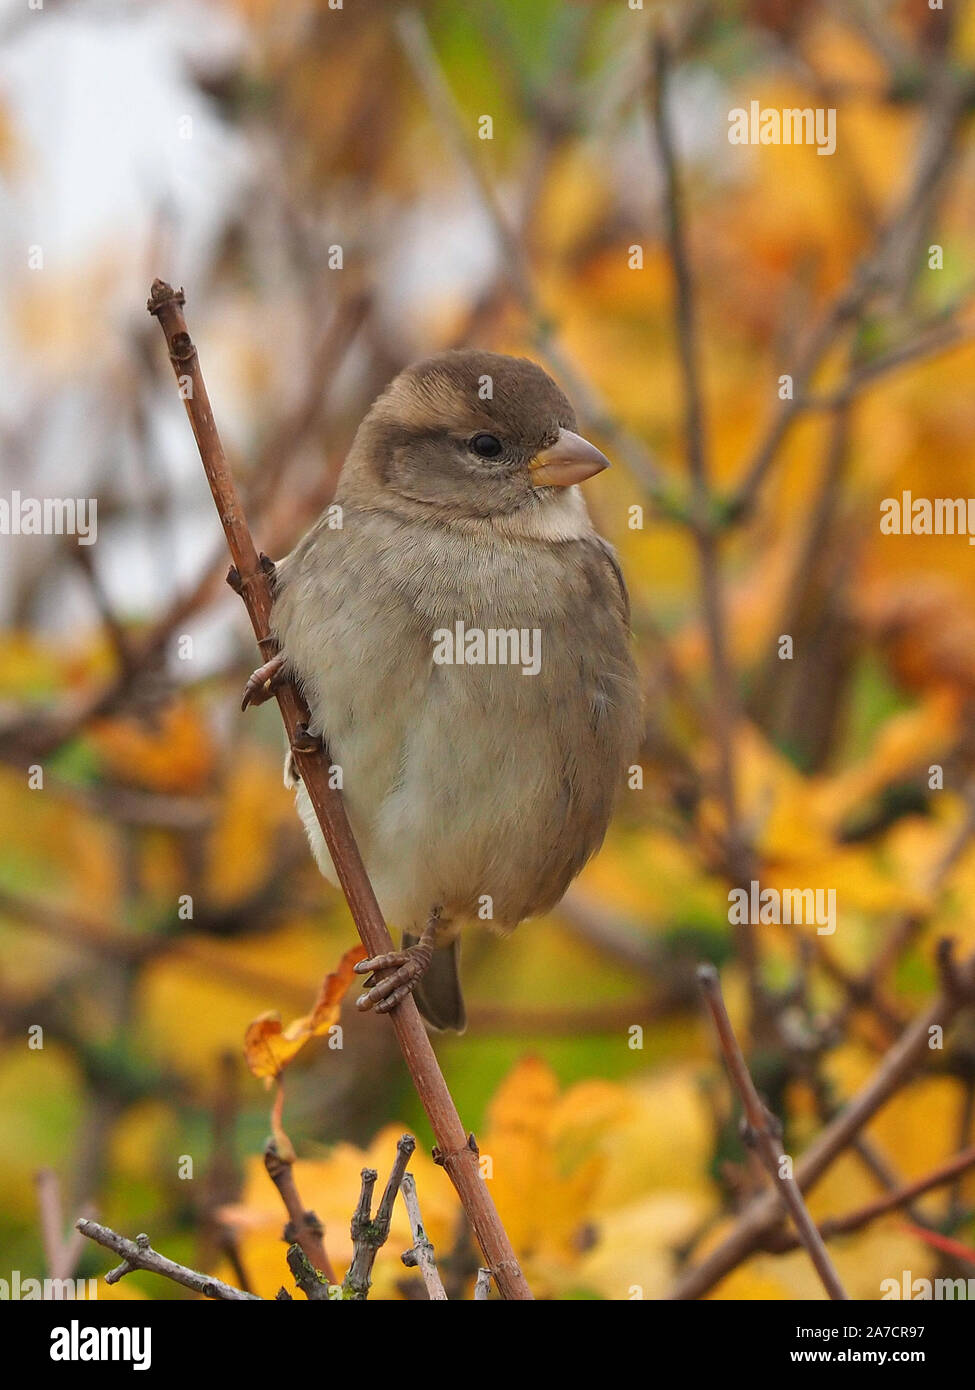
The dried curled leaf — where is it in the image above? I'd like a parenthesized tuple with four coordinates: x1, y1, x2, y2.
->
(244, 943, 367, 1079)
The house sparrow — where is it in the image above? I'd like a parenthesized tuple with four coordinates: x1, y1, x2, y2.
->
(244, 350, 641, 1031)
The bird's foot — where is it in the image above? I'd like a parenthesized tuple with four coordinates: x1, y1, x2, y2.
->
(258, 552, 278, 593)
(241, 652, 288, 710)
(227, 552, 278, 597)
(354, 923, 437, 1015)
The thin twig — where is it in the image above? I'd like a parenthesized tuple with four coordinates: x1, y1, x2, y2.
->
(764, 1144, 975, 1254)
(729, 67, 973, 519)
(75, 1218, 260, 1300)
(749, 395, 852, 722)
(147, 280, 532, 1301)
(400, 1172, 448, 1300)
(265, 1140, 337, 1284)
(672, 941, 975, 1298)
(649, 33, 740, 850)
(0, 293, 369, 769)
(343, 1135, 416, 1301)
(696, 965, 849, 1300)
(649, 35, 760, 1010)
(393, 5, 667, 503)
(801, 317, 975, 411)
(287, 1243, 332, 1301)
(649, 36, 708, 501)
(948, 1084, 975, 1224)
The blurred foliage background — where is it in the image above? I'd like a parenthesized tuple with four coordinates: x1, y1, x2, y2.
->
(2, 0, 975, 1300)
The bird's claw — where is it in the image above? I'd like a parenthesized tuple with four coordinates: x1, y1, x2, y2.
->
(354, 943, 433, 1014)
(241, 652, 288, 711)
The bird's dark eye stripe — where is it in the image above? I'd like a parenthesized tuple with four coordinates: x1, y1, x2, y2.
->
(469, 432, 503, 458)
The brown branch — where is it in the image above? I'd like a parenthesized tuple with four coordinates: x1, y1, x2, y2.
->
(76, 1218, 260, 1300)
(672, 941, 975, 1298)
(400, 1172, 448, 1300)
(147, 279, 532, 1301)
(696, 965, 849, 1301)
(729, 66, 973, 520)
(46, 777, 214, 832)
(848, 1136, 931, 1228)
(264, 1140, 336, 1284)
(0, 888, 161, 964)
(764, 1144, 975, 1254)
(816, 784, 975, 1044)
(649, 35, 760, 1012)
(649, 33, 741, 852)
(287, 1244, 331, 1301)
(0, 293, 369, 771)
(0, 534, 229, 765)
(749, 394, 852, 722)
(949, 1084, 975, 1224)
(649, 35, 708, 502)
(801, 316, 975, 412)
(343, 1135, 415, 1301)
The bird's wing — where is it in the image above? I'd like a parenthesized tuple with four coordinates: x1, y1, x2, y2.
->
(585, 535, 631, 631)
(271, 522, 350, 788)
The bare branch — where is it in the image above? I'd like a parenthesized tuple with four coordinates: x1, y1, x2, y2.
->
(265, 1140, 336, 1285)
(400, 1172, 448, 1300)
(147, 280, 532, 1301)
(76, 1218, 260, 1301)
(696, 964, 849, 1301)
(649, 35, 709, 501)
(649, 34, 761, 1017)
(730, 67, 974, 519)
(287, 1244, 332, 1301)
(393, 5, 666, 503)
(344, 1135, 416, 1301)
(764, 1144, 975, 1254)
(672, 942, 975, 1298)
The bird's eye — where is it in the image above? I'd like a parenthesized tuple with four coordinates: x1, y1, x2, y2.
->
(469, 433, 503, 459)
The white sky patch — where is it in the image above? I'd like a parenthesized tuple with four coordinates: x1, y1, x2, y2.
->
(0, 0, 245, 275)
(0, 0, 248, 634)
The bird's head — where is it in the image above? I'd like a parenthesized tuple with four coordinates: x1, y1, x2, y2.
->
(341, 349, 610, 523)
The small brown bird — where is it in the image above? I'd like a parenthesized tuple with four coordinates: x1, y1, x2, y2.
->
(246, 350, 641, 1031)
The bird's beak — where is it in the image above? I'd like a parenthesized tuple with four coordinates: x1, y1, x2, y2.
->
(529, 428, 611, 488)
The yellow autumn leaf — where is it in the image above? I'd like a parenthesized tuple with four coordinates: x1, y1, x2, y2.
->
(244, 943, 367, 1079)
(218, 1122, 461, 1301)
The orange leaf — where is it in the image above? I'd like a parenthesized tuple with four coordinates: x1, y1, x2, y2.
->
(244, 943, 367, 1079)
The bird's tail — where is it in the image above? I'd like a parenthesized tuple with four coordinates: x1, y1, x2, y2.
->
(404, 931, 467, 1033)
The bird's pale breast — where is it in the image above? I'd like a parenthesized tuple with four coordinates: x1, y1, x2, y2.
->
(272, 505, 640, 933)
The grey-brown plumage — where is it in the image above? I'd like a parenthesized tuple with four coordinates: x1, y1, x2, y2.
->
(266, 349, 642, 1031)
